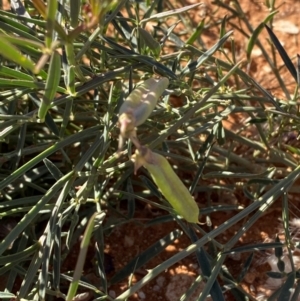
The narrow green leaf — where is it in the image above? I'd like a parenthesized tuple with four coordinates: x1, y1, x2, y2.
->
(0, 196, 42, 209)
(0, 37, 36, 73)
(267, 271, 285, 279)
(32, 0, 47, 18)
(125, 177, 136, 219)
(59, 97, 73, 138)
(18, 244, 43, 297)
(40, 178, 75, 300)
(65, 42, 85, 81)
(290, 282, 300, 301)
(5, 232, 29, 291)
(296, 54, 300, 85)
(248, 117, 268, 124)
(0, 15, 41, 42)
(66, 65, 76, 95)
(0, 292, 16, 299)
(189, 134, 214, 194)
(10, 0, 34, 27)
(0, 9, 45, 27)
(248, 75, 283, 111)
(0, 34, 43, 50)
(0, 79, 41, 89)
(237, 253, 254, 283)
(140, 3, 203, 24)
(66, 212, 106, 301)
(46, 0, 58, 48)
(177, 105, 235, 141)
(0, 171, 73, 256)
(151, 63, 242, 148)
(139, 175, 162, 199)
(186, 19, 205, 45)
(246, 10, 277, 61)
(45, 112, 60, 136)
(215, 121, 225, 145)
(223, 242, 284, 254)
(265, 24, 297, 82)
(141, 0, 160, 20)
(278, 273, 295, 301)
(94, 232, 108, 293)
(0, 126, 100, 191)
(53, 219, 62, 290)
(0, 243, 39, 265)
(220, 15, 227, 39)
(39, 228, 52, 300)
(180, 30, 233, 75)
(203, 168, 274, 179)
(155, 22, 185, 48)
(31, 0, 68, 41)
(70, 0, 81, 28)
(247, 23, 264, 61)
(43, 158, 64, 180)
(277, 260, 285, 273)
(187, 226, 224, 301)
(38, 51, 61, 121)
(198, 253, 226, 301)
(137, 27, 161, 57)
(0, 66, 33, 81)
(274, 236, 283, 259)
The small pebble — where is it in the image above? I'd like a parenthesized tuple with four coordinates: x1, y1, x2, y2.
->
(273, 20, 299, 35)
(72, 292, 90, 301)
(124, 235, 135, 247)
(188, 263, 198, 270)
(109, 290, 116, 298)
(138, 291, 146, 299)
(156, 276, 166, 287)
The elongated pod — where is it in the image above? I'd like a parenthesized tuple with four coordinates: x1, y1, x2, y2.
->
(132, 146, 199, 223)
(118, 77, 169, 150)
(119, 77, 169, 126)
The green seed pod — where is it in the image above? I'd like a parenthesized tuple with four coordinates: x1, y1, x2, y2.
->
(119, 77, 169, 127)
(118, 77, 169, 150)
(132, 146, 199, 223)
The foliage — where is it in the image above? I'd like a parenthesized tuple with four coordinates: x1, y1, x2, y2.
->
(0, 0, 299, 300)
